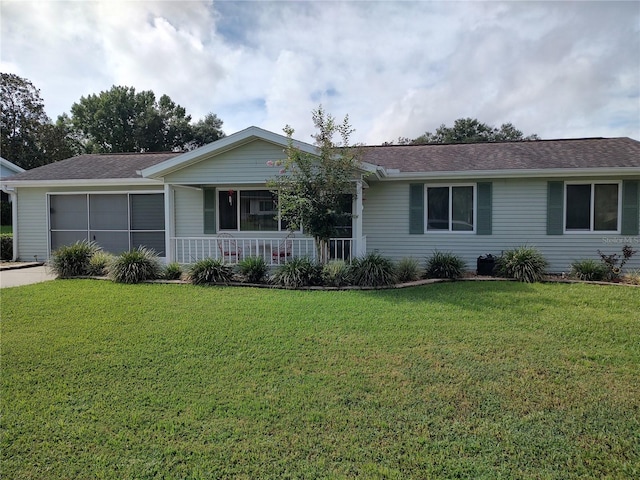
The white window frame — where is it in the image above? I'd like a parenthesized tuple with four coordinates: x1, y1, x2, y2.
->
(424, 184, 477, 234)
(564, 181, 622, 234)
(216, 187, 292, 233)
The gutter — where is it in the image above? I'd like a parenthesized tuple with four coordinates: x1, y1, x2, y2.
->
(375, 166, 640, 181)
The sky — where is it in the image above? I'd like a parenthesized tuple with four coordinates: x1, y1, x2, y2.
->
(1, 0, 639, 145)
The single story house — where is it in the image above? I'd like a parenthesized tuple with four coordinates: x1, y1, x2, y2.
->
(2, 126, 639, 272)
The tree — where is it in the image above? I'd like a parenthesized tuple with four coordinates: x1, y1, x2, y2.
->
(68, 86, 225, 153)
(390, 118, 539, 145)
(267, 107, 361, 263)
(1, 73, 78, 169)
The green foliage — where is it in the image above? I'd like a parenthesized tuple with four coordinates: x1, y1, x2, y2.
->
(570, 259, 608, 282)
(425, 251, 466, 279)
(392, 117, 539, 145)
(350, 252, 396, 287)
(321, 260, 351, 287)
(267, 106, 359, 261)
(188, 258, 234, 285)
(86, 251, 114, 276)
(395, 257, 421, 282)
(162, 262, 183, 281)
(49, 240, 100, 278)
(69, 85, 225, 153)
(0, 233, 12, 261)
(108, 247, 162, 284)
(272, 257, 322, 288)
(237, 256, 269, 283)
(496, 246, 548, 283)
(622, 269, 640, 285)
(1, 73, 77, 168)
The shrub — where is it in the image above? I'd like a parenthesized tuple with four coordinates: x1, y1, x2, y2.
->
(496, 246, 548, 283)
(163, 262, 183, 281)
(597, 245, 637, 281)
(321, 260, 351, 287)
(272, 257, 322, 288)
(350, 252, 396, 287)
(188, 258, 234, 285)
(49, 240, 100, 278)
(425, 251, 466, 279)
(395, 257, 421, 282)
(87, 251, 114, 276)
(0, 233, 12, 261)
(108, 247, 162, 284)
(237, 256, 269, 283)
(570, 259, 608, 282)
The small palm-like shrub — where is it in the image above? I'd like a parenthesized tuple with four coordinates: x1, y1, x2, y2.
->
(49, 240, 100, 278)
(87, 251, 114, 276)
(496, 246, 548, 283)
(163, 262, 183, 281)
(237, 256, 269, 283)
(570, 259, 608, 281)
(109, 247, 162, 284)
(188, 258, 234, 285)
(395, 257, 421, 282)
(321, 260, 351, 287)
(272, 257, 322, 288)
(425, 251, 466, 279)
(350, 252, 396, 287)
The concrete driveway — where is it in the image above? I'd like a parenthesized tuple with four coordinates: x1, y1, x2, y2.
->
(0, 264, 57, 288)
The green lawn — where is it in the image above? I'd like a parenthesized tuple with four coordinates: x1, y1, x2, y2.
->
(2, 281, 639, 479)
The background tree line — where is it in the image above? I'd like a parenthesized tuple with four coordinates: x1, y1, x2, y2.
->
(1, 73, 225, 169)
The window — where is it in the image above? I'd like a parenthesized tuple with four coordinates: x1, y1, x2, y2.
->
(565, 182, 620, 232)
(426, 185, 475, 232)
(218, 189, 284, 231)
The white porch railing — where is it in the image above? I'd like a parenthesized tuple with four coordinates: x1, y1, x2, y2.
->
(170, 236, 355, 265)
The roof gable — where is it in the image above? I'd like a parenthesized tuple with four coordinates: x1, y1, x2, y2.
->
(141, 126, 319, 179)
(0, 157, 25, 177)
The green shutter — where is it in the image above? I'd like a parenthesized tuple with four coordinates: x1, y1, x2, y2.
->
(621, 180, 639, 235)
(409, 183, 424, 234)
(476, 182, 492, 235)
(547, 181, 564, 235)
(203, 188, 216, 234)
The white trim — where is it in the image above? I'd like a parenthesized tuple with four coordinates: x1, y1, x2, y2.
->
(424, 183, 477, 234)
(0, 157, 25, 175)
(10, 190, 18, 260)
(2, 178, 163, 188)
(380, 167, 640, 181)
(563, 181, 622, 234)
(141, 126, 319, 179)
(215, 187, 292, 233)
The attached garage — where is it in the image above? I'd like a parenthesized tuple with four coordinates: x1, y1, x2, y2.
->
(49, 192, 165, 256)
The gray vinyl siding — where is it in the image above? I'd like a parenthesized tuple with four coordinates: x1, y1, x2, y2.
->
(164, 139, 285, 185)
(363, 177, 640, 273)
(174, 187, 204, 237)
(14, 185, 161, 261)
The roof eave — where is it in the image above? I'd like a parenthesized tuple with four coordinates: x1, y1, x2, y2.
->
(379, 167, 640, 181)
(1, 178, 164, 188)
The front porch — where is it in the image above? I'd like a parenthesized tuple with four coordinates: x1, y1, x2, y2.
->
(170, 236, 365, 265)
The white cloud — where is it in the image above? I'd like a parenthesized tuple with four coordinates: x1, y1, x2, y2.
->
(1, 0, 638, 143)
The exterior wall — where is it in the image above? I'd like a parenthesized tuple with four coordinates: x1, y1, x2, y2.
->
(164, 139, 285, 185)
(15, 184, 162, 261)
(363, 177, 640, 273)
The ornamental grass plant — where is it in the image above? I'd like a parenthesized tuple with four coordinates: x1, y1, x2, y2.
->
(188, 258, 234, 285)
(108, 247, 163, 284)
(49, 240, 100, 278)
(425, 250, 466, 279)
(496, 246, 548, 283)
(349, 252, 396, 287)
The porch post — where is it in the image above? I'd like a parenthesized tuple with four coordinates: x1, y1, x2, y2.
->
(353, 180, 364, 256)
(164, 184, 174, 263)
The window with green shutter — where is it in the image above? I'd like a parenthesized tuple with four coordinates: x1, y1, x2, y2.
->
(621, 180, 639, 235)
(203, 188, 216, 234)
(477, 182, 492, 235)
(409, 184, 424, 234)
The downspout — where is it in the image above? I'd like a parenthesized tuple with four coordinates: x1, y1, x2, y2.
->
(1, 185, 18, 261)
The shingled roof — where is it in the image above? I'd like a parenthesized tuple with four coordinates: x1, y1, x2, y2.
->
(360, 137, 640, 173)
(5, 152, 181, 181)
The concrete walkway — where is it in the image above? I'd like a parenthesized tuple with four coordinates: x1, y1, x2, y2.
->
(0, 264, 57, 288)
